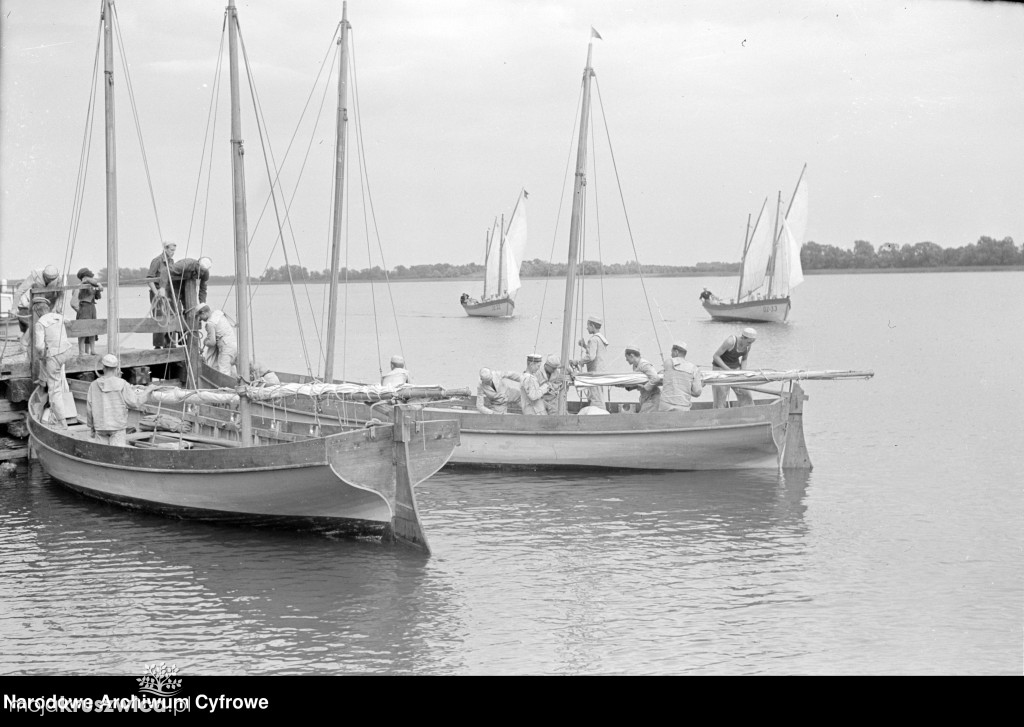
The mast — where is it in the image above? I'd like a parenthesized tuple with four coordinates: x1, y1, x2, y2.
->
(324, 1, 350, 382)
(482, 229, 490, 299)
(766, 191, 782, 299)
(497, 214, 505, 297)
(557, 37, 596, 414)
(735, 213, 751, 302)
(227, 0, 253, 444)
(102, 0, 119, 356)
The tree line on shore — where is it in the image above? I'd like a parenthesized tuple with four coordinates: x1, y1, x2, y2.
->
(88, 235, 1019, 284)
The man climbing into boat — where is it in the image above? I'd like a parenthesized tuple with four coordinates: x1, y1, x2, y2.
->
(197, 304, 237, 376)
(381, 355, 411, 386)
(476, 367, 521, 414)
(86, 353, 153, 446)
(520, 353, 551, 415)
(658, 341, 703, 412)
(571, 314, 608, 408)
(30, 296, 73, 428)
(160, 256, 212, 310)
(712, 327, 757, 408)
(624, 345, 662, 413)
(15, 265, 64, 341)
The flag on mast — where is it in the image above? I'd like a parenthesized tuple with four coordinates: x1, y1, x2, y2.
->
(591, 27, 602, 40)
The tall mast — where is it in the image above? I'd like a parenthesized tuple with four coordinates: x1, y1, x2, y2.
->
(227, 0, 253, 444)
(735, 213, 751, 302)
(102, 0, 119, 356)
(497, 214, 505, 297)
(482, 229, 490, 299)
(766, 191, 782, 299)
(324, 1, 350, 382)
(766, 163, 807, 299)
(557, 37, 596, 414)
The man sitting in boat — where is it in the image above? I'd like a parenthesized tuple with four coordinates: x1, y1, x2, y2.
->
(539, 354, 565, 414)
(623, 344, 662, 413)
(699, 288, 713, 302)
(381, 355, 411, 387)
(250, 361, 280, 385)
(86, 353, 153, 446)
(520, 353, 551, 415)
(658, 341, 703, 412)
(712, 327, 757, 409)
(571, 314, 609, 408)
(476, 367, 521, 414)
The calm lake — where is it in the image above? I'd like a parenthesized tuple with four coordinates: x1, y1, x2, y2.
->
(1, 270, 1021, 674)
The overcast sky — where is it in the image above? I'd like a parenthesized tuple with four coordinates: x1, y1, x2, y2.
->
(2, 0, 1022, 280)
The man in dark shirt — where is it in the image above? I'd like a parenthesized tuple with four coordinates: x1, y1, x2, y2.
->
(147, 241, 176, 348)
(711, 327, 756, 408)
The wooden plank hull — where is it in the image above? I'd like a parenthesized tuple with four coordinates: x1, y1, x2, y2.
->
(421, 392, 807, 471)
(27, 390, 460, 540)
(462, 296, 515, 317)
(702, 297, 791, 323)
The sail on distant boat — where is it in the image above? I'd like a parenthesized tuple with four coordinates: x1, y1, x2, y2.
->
(703, 165, 808, 323)
(460, 189, 528, 318)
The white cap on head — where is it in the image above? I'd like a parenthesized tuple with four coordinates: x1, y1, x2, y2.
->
(100, 353, 119, 368)
(587, 314, 603, 326)
(198, 256, 213, 271)
(43, 264, 59, 278)
(162, 240, 177, 249)
(545, 354, 560, 368)
(390, 354, 405, 367)
(624, 344, 640, 355)
(741, 327, 757, 340)
(671, 341, 688, 353)
(479, 367, 493, 381)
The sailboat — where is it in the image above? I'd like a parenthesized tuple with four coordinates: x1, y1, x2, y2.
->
(418, 34, 870, 471)
(460, 189, 528, 317)
(25, 0, 459, 551)
(702, 166, 808, 323)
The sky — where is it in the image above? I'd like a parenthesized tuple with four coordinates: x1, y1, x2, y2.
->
(1, 0, 1022, 281)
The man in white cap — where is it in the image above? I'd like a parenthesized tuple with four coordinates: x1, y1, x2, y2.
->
(572, 314, 609, 408)
(31, 296, 73, 428)
(475, 367, 521, 415)
(15, 265, 64, 337)
(624, 344, 662, 413)
(197, 304, 237, 375)
(147, 240, 177, 348)
(658, 341, 703, 412)
(520, 353, 552, 415)
(539, 354, 565, 414)
(381, 354, 411, 387)
(161, 256, 212, 308)
(711, 327, 757, 408)
(86, 353, 152, 446)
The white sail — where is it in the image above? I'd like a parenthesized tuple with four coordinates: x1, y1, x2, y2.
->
(773, 178, 808, 295)
(502, 192, 528, 295)
(738, 212, 773, 300)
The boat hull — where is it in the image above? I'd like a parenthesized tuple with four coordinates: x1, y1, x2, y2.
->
(703, 297, 791, 323)
(27, 391, 460, 539)
(421, 390, 809, 471)
(462, 296, 514, 317)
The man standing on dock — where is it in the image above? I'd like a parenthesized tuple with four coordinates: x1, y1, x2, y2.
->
(86, 353, 151, 446)
(147, 240, 176, 348)
(711, 327, 757, 408)
(31, 296, 72, 428)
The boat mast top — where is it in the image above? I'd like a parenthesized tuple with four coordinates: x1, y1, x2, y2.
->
(324, 1, 351, 382)
(497, 213, 505, 297)
(557, 36, 596, 414)
(102, 0, 119, 356)
(766, 191, 782, 298)
(227, 0, 253, 443)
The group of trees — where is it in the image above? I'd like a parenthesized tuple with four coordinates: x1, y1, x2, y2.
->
(801, 236, 1021, 270)
(70, 235, 1018, 286)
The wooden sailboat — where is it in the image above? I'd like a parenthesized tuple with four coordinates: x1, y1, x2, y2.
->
(417, 35, 861, 471)
(26, 0, 459, 550)
(460, 189, 528, 317)
(703, 165, 808, 323)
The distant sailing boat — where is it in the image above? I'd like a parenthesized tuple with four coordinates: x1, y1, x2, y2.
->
(703, 165, 808, 323)
(460, 189, 528, 317)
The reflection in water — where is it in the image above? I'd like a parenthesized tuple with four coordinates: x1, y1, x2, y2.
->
(0, 463, 461, 675)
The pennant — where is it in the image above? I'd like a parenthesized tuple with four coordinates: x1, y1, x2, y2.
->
(591, 27, 602, 40)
